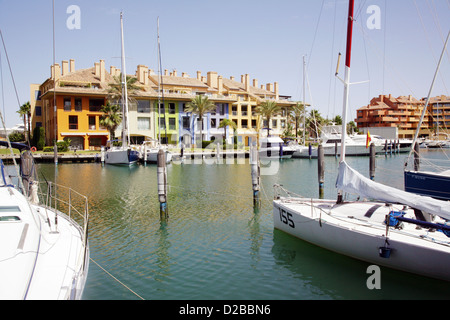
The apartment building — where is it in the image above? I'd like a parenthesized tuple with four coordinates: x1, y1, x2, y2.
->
(427, 95, 450, 137)
(31, 59, 296, 150)
(355, 94, 429, 139)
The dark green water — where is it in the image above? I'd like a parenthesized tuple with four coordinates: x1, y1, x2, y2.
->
(36, 150, 450, 300)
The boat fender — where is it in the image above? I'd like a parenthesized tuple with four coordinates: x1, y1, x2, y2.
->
(384, 211, 405, 229)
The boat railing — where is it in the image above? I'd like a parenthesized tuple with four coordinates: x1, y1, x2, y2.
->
(36, 181, 89, 270)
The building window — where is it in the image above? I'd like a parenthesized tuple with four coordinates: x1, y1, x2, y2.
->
(281, 119, 286, 128)
(210, 118, 216, 128)
(36, 122, 42, 127)
(35, 90, 41, 101)
(241, 119, 248, 128)
(252, 119, 257, 128)
(75, 98, 82, 111)
(241, 106, 248, 116)
(64, 97, 71, 111)
(169, 103, 176, 114)
(137, 100, 150, 113)
(35, 106, 42, 116)
(169, 118, 176, 130)
(182, 116, 190, 129)
(69, 115, 78, 130)
(137, 117, 150, 130)
(232, 106, 237, 116)
(89, 98, 104, 111)
(272, 119, 277, 128)
(89, 116, 96, 130)
(159, 117, 166, 130)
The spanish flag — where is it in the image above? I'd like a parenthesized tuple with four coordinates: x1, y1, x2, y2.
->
(366, 131, 371, 148)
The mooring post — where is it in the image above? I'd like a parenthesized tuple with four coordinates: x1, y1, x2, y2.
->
(101, 146, 105, 166)
(157, 149, 168, 219)
(414, 142, 420, 171)
(250, 143, 260, 208)
(308, 143, 312, 159)
(385, 139, 388, 156)
(369, 142, 376, 180)
(318, 144, 324, 199)
(334, 141, 338, 159)
(143, 144, 147, 164)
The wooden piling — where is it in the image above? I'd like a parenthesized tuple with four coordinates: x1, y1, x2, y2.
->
(414, 142, 420, 171)
(157, 149, 168, 219)
(250, 143, 260, 208)
(369, 143, 375, 180)
(318, 144, 324, 199)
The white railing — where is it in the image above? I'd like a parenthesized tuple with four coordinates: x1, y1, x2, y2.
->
(37, 181, 89, 271)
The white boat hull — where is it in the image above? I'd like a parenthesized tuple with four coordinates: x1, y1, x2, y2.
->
(273, 198, 450, 281)
(0, 186, 89, 299)
(105, 148, 139, 165)
(144, 149, 173, 163)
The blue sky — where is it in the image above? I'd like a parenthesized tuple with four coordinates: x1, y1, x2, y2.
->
(0, 0, 449, 128)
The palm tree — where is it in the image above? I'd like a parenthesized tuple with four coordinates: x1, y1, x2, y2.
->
(255, 100, 281, 134)
(185, 95, 216, 145)
(108, 73, 141, 105)
(218, 119, 237, 141)
(291, 102, 305, 141)
(17, 101, 31, 145)
(100, 102, 122, 141)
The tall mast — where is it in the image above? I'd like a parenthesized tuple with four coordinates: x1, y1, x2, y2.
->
(157, 17, 161, 144)
(337, 0, 355, 202)
(302, 55, 306, 145)
(120, 12, 129, 148)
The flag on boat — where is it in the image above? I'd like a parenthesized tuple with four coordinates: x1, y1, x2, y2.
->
(366, 131, 371, 148)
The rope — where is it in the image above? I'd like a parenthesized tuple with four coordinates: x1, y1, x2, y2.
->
(90, 258, 145, 300)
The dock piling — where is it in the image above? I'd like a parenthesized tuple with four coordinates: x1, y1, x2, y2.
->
(369, 143, 375, 180)
(318, 144, 324, 199)
(414, 142, 420, 171)
(250, 143, 260, 208)
(157, 149, 168, 219)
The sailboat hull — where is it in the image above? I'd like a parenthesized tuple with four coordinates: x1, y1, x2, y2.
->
(273, 198, 450, 281)
(105, 148, 139, 165)
(404, 170, 450, 200)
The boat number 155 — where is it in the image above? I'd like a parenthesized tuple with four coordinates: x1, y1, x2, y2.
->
(279, 208, 295, 228)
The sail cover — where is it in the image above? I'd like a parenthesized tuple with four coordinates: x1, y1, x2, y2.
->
(336, 161, 450, 220)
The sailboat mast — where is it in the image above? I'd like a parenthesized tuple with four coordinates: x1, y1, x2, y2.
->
(337, 0, 355, 202)
(120, 12, 129, 148)
(339, 0, 354, 163)
(303, 55, 306, 145)
(406, 30, 450, 164)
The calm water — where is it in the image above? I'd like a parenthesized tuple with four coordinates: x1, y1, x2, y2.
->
(35, 150, 450, 300)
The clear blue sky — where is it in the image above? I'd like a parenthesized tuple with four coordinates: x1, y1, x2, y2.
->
(0, 0, 449, 128)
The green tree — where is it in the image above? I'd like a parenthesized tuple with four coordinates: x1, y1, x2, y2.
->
(255, 100, 281, 132)
(306, 109, 324, 139)
(185, 95, 216, 145)
(100, 102, 122, 140)
(17, 101, 31, 144)
(32, 126, 45, 150)
(290, 102, 305, 141)
(347, 121, 359, 134)
(332, 115, 342, 125)
(218, 119, 237, 141)
(108, 73, 141, 105)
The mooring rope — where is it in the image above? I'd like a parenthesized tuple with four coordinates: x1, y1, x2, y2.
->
(89, 258, 145, 300)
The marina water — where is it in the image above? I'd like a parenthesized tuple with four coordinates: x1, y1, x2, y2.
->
(35, 150, 450, 299)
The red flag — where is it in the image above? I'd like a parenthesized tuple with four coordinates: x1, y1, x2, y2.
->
(366, 131, 371, 148)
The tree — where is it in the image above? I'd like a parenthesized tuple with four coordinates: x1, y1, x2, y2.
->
(290, 102, 305, 141)
(185, 95, 216, 145)
(218, 119, 237, 142)
(347, 121, 359, 134)
(108, 73, 141, 105)
(255, 100, 281, 133)
(100, 102, 122, 140)
(306, 109, 324, 138)
(17, 101, 31, 145)
(332, 115, 342, 125)
(32, 126, 45, 150)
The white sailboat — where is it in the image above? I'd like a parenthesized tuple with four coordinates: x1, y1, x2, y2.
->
(0, 141, 90, 299)
(105, 12, 139, 165)
(273, 0, 450, 282)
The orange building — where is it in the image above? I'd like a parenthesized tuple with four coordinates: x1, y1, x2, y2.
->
(355, 94, 429, 139)
(36, 59, 111, 150)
